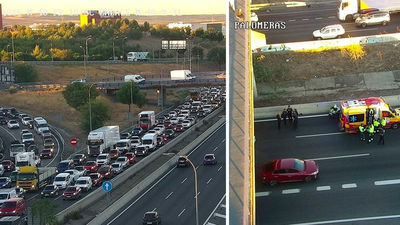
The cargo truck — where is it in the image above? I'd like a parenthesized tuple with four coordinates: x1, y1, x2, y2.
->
(10, 144, 25, 159)
(87, 126, 120, 156)
(15, 152, 41, 170)
(138, 111, 156, 130)
(16, 166, 56, 191)
(337, 0, 400, 21)
(170, 70, 196, 80)
(127, 52, 149, 62)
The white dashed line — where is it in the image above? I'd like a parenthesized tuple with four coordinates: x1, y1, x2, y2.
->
(302, 18, 309, 21)
(282, 189, 300, 194)
(178, 208, 186, 217)
(256, 192, 271, 197)
(213, 147, 218, 152)
(316, 186, 331, 191)
(165, 192, 173, 200)
(374, 179, 400, 186)
(315, 17, 323, 20)
(296, 132, 344, 138)
(342, 183, 357, 189)
(328, 16, 335, 18)
(218, 166, 223, 172)
(195, 166, 199, 170)
(214, 213, 226, 219)
(206, 178, 213, 184)
(307, 153, 370, 161)
(181, 178, 187, 184)
(288, 19, 296, 22)
(221, 139, 225, 143)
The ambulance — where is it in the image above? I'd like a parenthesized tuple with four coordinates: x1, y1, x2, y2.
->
(340, 97, 400, 133)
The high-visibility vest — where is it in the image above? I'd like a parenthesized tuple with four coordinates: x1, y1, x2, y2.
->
(368, 126, 374, 134)
(359, 126, 365, 132)
(381, 119, 387, 127)
(373, 120, 380, 127)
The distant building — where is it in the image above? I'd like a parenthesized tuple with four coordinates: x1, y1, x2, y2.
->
(192, 22, 224, 32)
(0, 4, 3, 30)
(80, 10, 121, 26)
(168, 22, 192, 29)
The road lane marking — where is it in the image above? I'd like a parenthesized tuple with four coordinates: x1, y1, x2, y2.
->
(218, 166, 223, 172)
(206, 223, 217, 225)
(302, 18, 309, 21)
(194, 192, 200, 198)
(374, 179, 400, 186)
(213, 147, 218, 152)
(0, 126, 16, 139)
(214, 213, 226, 219)
(315, 17, 323, 20)
(54, 195, 62, 200)
(206, 178, 212, 184)
(316, 186, 331, 191)
(203, 194, 226, 225)
(255, 192, 270, 197)
(296, 132, 344, 138)
(26, 194, 39, 201)
(307, 153, 370, 161)
(196, 166, 199, 170)
(288, 19, 296, 22)
(220, 204, 226, 208)
(328, 16, 335, 18)
(178, 208, 186, 217)
(165, 192, 173, 200)
(255, 114, 327, 123)
(221, 139, 225, 143)
(348, 28, 378, 32)
(290, 214, 400, 225)
(153, 208, 157, 212)
(181, 178, 187, 184)
(282, 189, 300, 194)
(342, 183, 357, 189)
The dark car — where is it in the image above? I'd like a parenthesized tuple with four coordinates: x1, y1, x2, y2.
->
(41, 184, 60, 198)
(120, 132, 131, 140)
(203, 154, 217, 165)
(143, 211, 161, 225)
(89, 173, 103, 186)
(132, 127, 143, 136)
(40, 149, 53, 159)
(97, 165, 114, 179)
(9, 171, 18, 182)
(156, 136, 168, 147)
(163, 120, 173, 129)
(27, 145, 39, 155)
(56, 160, 74, 174)
(84, 161, 99, 173)
(177, 156, 189, 167)
(109, 149, 120, 160)
(72, 154, 87, 165)
(164, 129, 175, 139)
(0, 109, 7, 117)
(62, 186, 81, 200)
(197, 110, 206, 118)
(1, 160, 14, 172)
(0, 117, 6, 125)
(0, 177, 12, 189)
(262, 158, 319, 186)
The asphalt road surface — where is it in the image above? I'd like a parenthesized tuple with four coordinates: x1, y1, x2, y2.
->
(104, 123, 226, 225)
(255, 2, 400, 44)
(255, 114, 400, 225)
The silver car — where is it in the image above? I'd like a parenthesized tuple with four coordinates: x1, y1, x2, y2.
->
(355, 11, 390, 27)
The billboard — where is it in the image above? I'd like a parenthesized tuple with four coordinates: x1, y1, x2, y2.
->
(161, 40, 187, 50)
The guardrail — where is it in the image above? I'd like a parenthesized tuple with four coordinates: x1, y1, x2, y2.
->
(20, 58, 214, 65)
(55, 105, 225, 222)
(95, 78, 226, 89)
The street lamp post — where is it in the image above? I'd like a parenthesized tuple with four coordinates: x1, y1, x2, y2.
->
(184, 156, 199, 225)
(79, 46, 86, 76)
(85, 36, 92, 79)
(112, 36, 119, 61)
(88, 83, 95, 132)
(11, 32, 15, 65)
(122, 37, 127, 61)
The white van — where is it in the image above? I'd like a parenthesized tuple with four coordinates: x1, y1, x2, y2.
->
(124, 75, 145, 83)
(141, 133, 157, 151)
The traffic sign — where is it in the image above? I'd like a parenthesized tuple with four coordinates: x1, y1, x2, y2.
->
(102, 181, 112, 192)
(70, 138, 78, 146)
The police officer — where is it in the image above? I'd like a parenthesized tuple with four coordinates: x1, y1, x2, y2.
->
(359, 125, 366, 141)
(281, 109, 287, 126)
(287, 105, 293, 125)
(368, 108, 374, 124)
(276, 114, 281, 130)
(293, 109, 299, 129)
(373, 119, 380, 130)
(381, 118, 387, 128)
(378, 127, 385, 145)
(367, 124, 374, 143)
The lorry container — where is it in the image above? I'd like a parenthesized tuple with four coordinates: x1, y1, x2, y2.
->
(127, 52, 149, 62)
(170, 70, 196, 80)
(15, 152, 40, 170)
(138, 111, 156, 130)
(10, 144, 25, 159)
(16, 166, 56, 191)
(87, 126, 120, 156)
(337, 0, 400, 21)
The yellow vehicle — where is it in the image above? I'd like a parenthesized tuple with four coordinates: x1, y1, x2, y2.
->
(16, 166, 56, 191)
(340, 97, 400, 133)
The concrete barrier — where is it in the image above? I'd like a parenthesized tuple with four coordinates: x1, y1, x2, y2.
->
(254, 94, 400, 119)
(87, 117, 225, 225)
(56, 106, 225, 221)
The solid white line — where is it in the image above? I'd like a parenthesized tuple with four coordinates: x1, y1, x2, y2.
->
(181, 178, 187, 184)
(165, 192, 173, 200)
(202, 194, 226, 225)
(255, 114, 327, 123)
(375, 179, 400, 186)
(178, 208, 186, 217)
(153, 208, 157, 212)
(214, 213, 226, 219)
(282, 189, 300, 194)
(218, 166, 223, 172)
(206, 222, 217, 225)
(255, 192, 270, 197)
(307, 153, 370, 161)
(213, 147, 218, 152)
(296, 132, 344, 138)
(316, 186, 331, 191)
(196, 166, 199, 170)
(220, 204, 226, 208)
(221, 139, 225, 143)
(342, 183, 357, 189)
(328, 16, 335, 18)
(206, 178, 212, 184)
(290, 214, 400, 225)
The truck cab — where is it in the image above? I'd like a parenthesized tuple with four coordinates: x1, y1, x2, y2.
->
(141, 134, 157, 151)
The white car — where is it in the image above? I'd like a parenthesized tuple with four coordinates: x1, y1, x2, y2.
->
(115, 157, 129, 169)
(7, 120, 19, 129)
(183, 102, 191, 109)
(182, 120, 192, 128)
(64, 169, 81, 182)
(130, 139, 141, 148)
(75, 177, 92, 192)
(170, 117, 179, 124)
(124, 74, 145, 83)
(153, 127, 163, 135)
(177, 114, 186, 121)
(21, 117, 32, 126)
(96, 154, 111, 166)
(168, 111, 177, 117)
(156, 125, 165, 133)
(21, 133, 34, 145)
(53, 173, 73, 189)
(0, 189, 18, 205)
(203, 105, 213, 114)
(313, 24, 345, 40)
(111, 163, 124, 174)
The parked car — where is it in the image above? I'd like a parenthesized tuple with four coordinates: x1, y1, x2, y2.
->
(97, 165, 114, 179)
(72, 154, 87, 165)
(0, 198, 25, 217)
(53, 173, 73, 189)
(313, 24, 345, 40)
(261, 158, 319, 186)
(111, 163, 124, 174)
(41, 184, 60, 198)
(75, 177, 92, 192)
(0, 177, 12, 189)
(1, 161, 14, 172)
(143, 211, 161, 225)
(125, 153, 136, 164)
(62, 186, 82, 200)
(84, 161, 99, 173)
(7, 120, 19, 129)
(96, 153, 111, 166)
(355, 11, 390, 27)
(203, 154, 217, 165)
(56, 160, 74, 174)
(177, 156, 189, 167)
(115, 157, 129, 169)
(89, 173, 103, 186)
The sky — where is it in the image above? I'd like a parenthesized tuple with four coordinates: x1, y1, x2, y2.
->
(1, 0, 226, 16)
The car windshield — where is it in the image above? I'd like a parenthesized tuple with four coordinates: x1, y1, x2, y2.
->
(98, 166, 109, 172)
(11, 145, 24, 152)
(22, 134, 33, 139)
(134, 128, 141, 131)
(144, 213, 156, 219)
(116, 142, 127, 147)
(0, 178, 7, 183)
(0, 194, 8, 200)
(2, 202, 16, 208)
(293, 159, 305, 171)
(65, 187, 76, 192)
(42, 150, 51, 153)
(143, 140, 152, 145)
(44, 139, 53, 144)
(44, 185, 55, 191)
(86, 162, 95, 166)
(58, 162, 68, 167)
(110, 150, 118, 154)
(75, 166, 84, 171)
(73, 155, 83, 159)
(116, 158, 125, 162)
(205, 155, 214, 160)
(98, 155, 107, 160)
(111, 164, 119, 168)
(76, 180, 87, 185)
(55, 176, 67, 181)
(2, 161, 10, 165)
(125, 153, 133, 157)
(132, 140, 140, 143)
(166, 130, 173, 134)
(17, 173, 35, 180)
(90, 174, 98, 179)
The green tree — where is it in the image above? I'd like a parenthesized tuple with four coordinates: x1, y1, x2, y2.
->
(14, 63, 39, 83)
(143, 21, 150, 32)
(207, 47, 226, 69)
(62, 83, 99, 109)
(50, 48, 70, 60)
(31, 198, 58, 225)
(79, 100, 111, 133)
(116, 82, 145, 112)
(191, 46, 204, 60)
(31, 44, 49, 60)
(193, 28, 204, 38)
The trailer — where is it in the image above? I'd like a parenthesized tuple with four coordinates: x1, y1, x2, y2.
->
(170, 70, 196, 80)
(337, 0, 400, 21)
(87, 126, 120, 156)
(138, 111, 156, 130)
(16, 166, 56, 191)
(127, 52, 149, 62)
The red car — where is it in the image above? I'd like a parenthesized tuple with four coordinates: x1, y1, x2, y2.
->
(262, 158, 319, 186)
(84, 161, 99, 173)
(156, 135, 168, 147)
(89, 173, 104, 186)
(62, 186, 82, 200)
(98, 165, 114, 179)
(0, 198, 26, 217)
(1, 160, 14, 171)
(164, 120, 174, 129)
(125, 153, 136, 164)
(109, 149, 120, 160)
(174, 123, 184, 132)
(40, 149, 53, 159)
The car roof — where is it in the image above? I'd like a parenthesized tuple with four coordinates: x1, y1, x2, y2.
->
(77, 176, 90, 180)
(205, 154, 215, 157)
(276, 158, 296, 169)
(56, 173, 70, 177)
(5, 198, 23, 203)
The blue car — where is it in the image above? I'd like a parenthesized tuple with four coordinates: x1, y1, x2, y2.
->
(203, 154, 217, 165)
(0, 177, 12, 188)
(56, 160, 74, 173)
(132, 127, 143, 136)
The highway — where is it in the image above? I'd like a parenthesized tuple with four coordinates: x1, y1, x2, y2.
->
(255, 2, 400, 44)
(103, 123, 226, 225)
(255, 115, 400, 225)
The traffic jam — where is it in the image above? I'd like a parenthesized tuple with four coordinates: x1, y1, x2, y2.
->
(0, 86, 225, 219)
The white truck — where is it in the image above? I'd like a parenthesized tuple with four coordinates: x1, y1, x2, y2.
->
(87, 126, 120, 156)
(170, 70, 196, 80)
(141, 133, 157, 151)
(124, 74, 145, 83)
(127, 52, 149, 62)
(15, 152, 41, 170)
(337, 0, 400, 21)
(10, 144, 25, 159)
(138, 111, 156, 130)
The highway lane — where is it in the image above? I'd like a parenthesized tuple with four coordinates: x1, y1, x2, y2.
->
(103, 123, 226, 225)
(254, 3, 400, 44)
(255, 115, 400, 224)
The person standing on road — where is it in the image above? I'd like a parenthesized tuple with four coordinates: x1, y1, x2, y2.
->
(367, 124, 374, 143)
(381, 118, 387, 128)
(287, 105, 293, 126)
(359, 125, 366, 141)
(373, 119, 380, 130)
(281, 109, 287, 126)
(276, 114, 281, 130)
(293, 109, 299, 129)
(368, 108, 374, 124)
(378, 127, 385, 145)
